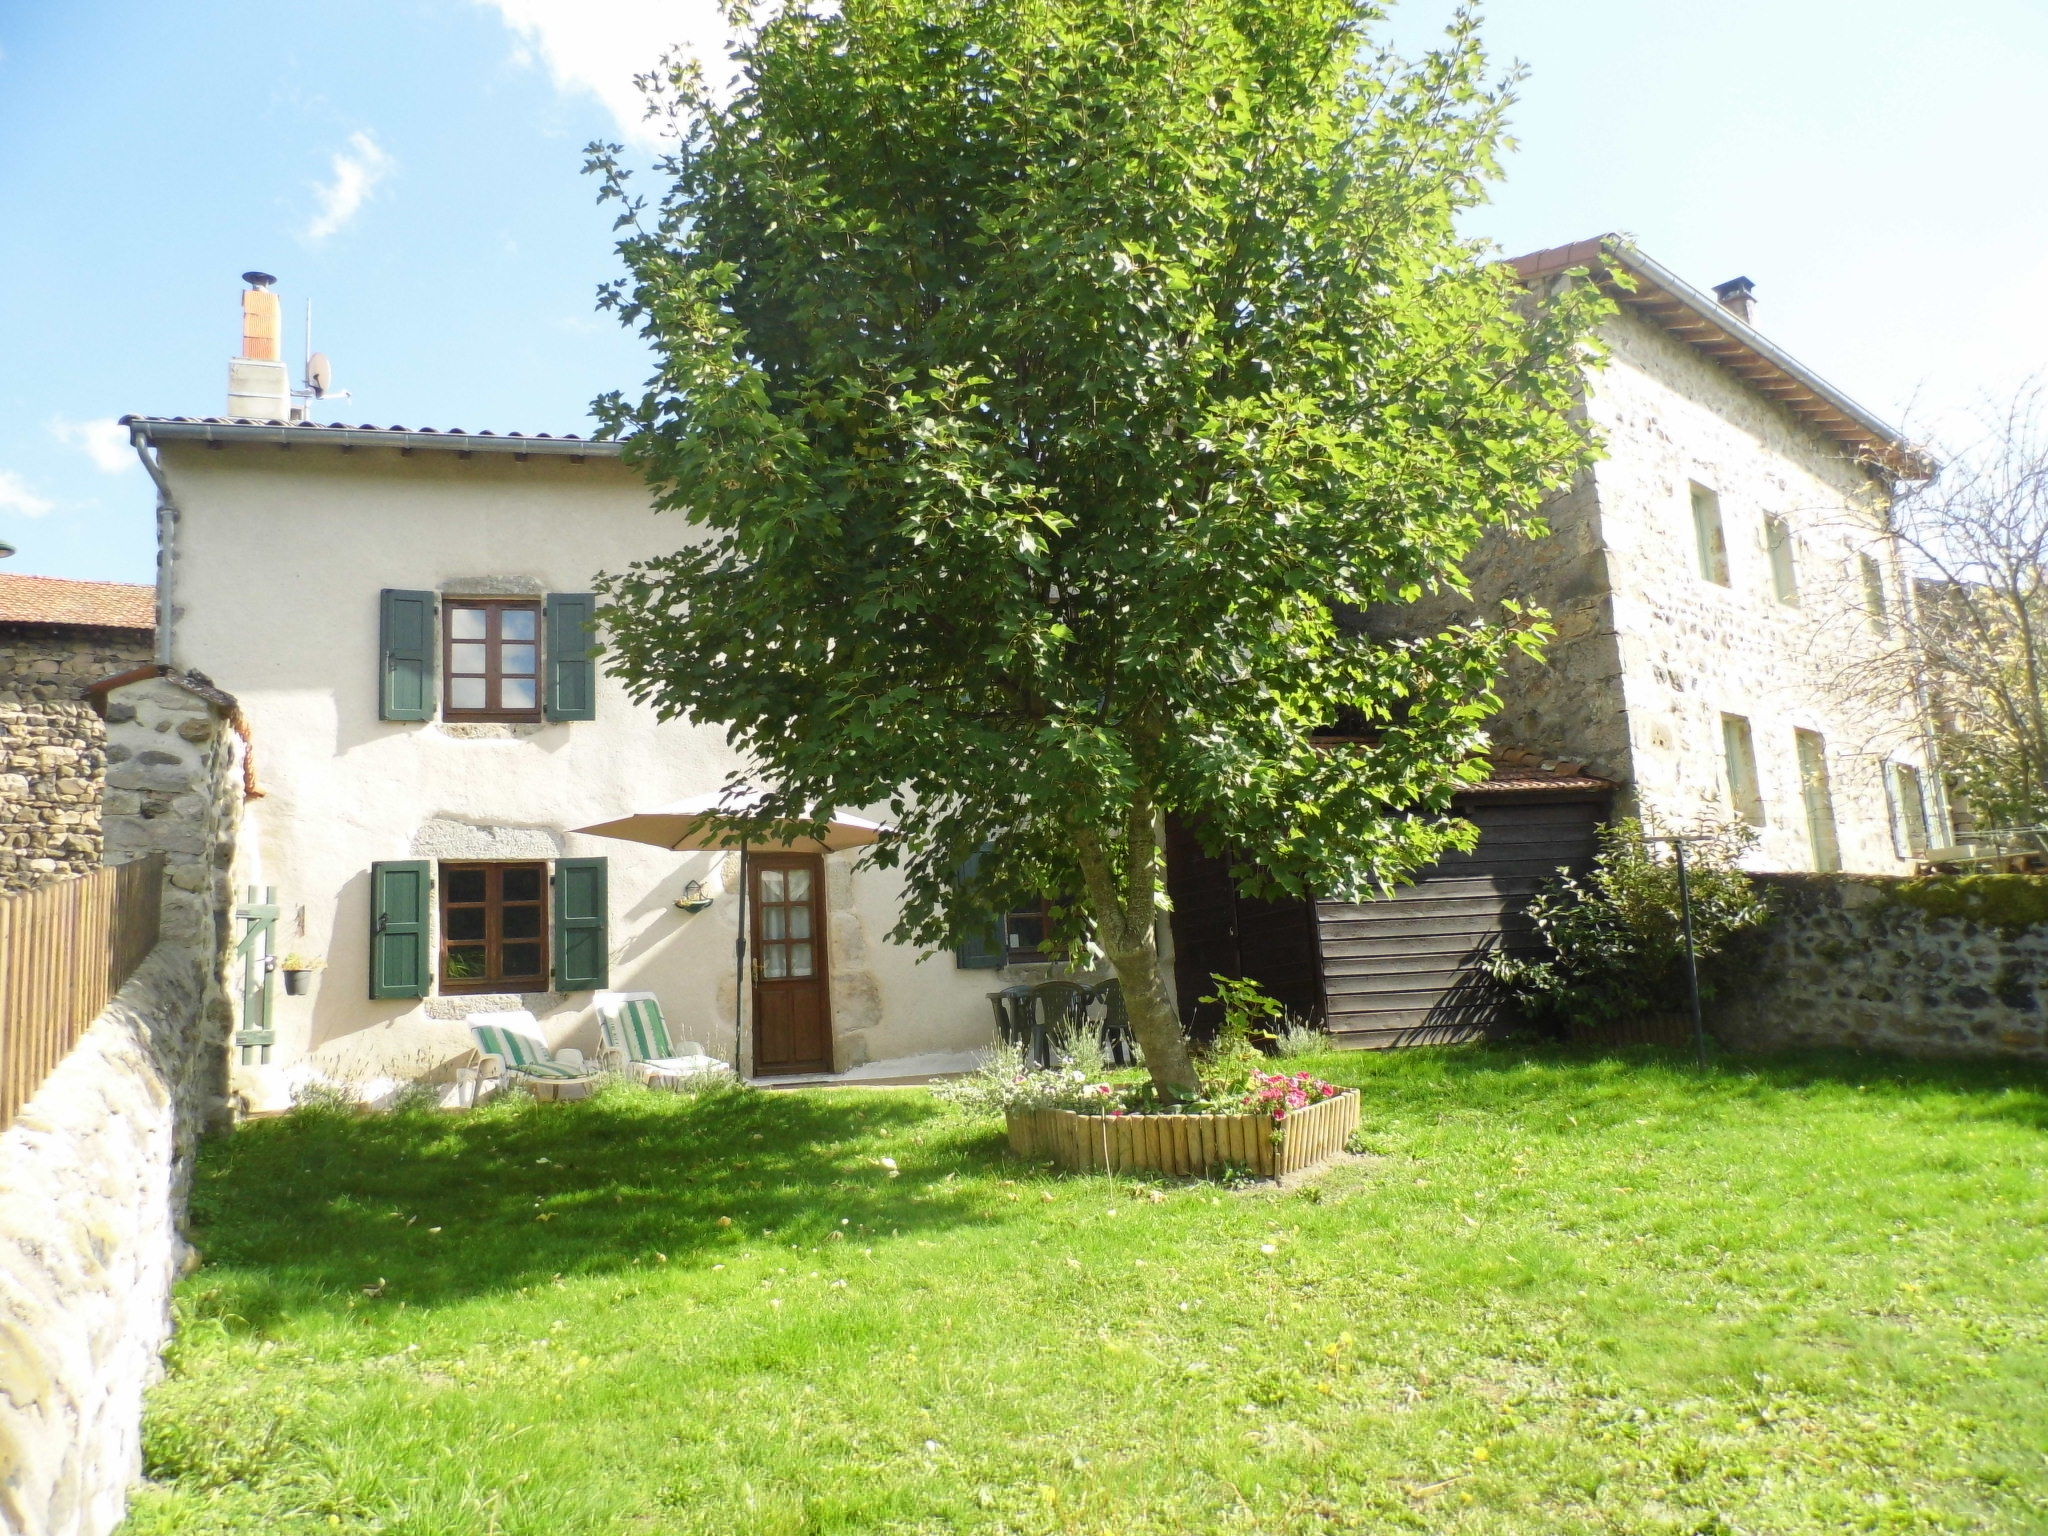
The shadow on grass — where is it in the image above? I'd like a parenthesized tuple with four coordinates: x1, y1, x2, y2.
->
(185, 1085, 1003, 1334)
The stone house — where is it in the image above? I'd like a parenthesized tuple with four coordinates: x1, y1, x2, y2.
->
(128, 244, 1948, 1083)
(1172, 238, 1947, 1044)
(1387, 237, 1943, 872)
(0, 574, 154, 894)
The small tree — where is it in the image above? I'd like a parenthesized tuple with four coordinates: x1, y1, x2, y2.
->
(1898, 388, 2048, 828)
(1488, 818, 1767, 1033)
(588, 0, 1606, 1092)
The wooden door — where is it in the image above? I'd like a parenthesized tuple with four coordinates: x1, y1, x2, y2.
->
(751, 854, 832, 1074)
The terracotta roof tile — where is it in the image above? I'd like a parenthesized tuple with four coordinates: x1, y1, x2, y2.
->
(0, 574, 154, 630)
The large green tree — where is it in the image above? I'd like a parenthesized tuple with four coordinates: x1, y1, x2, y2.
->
(590, 0, 1605, 1091)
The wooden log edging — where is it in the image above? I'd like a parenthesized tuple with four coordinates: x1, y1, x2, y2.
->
(1006, 1090, 1360, 1179)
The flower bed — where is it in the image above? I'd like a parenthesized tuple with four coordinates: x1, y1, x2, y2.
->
(1007, 1084, 1359, 1179)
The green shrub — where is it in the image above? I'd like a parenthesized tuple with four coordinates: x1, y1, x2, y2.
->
(1488, 817, 1768, 1031)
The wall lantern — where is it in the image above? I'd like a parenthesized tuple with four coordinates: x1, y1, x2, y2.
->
(675, 879, 713, 914)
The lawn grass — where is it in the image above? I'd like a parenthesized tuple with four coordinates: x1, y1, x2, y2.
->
(129, 1045, 2048, 1535)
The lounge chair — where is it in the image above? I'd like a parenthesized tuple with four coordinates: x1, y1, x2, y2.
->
(593, 990, 731, 1088)
(460, 1010, 598, 1103)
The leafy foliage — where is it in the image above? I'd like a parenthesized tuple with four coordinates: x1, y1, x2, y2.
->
(1488, 817, 1769, 1031)
(587, 0, 1607, 1086)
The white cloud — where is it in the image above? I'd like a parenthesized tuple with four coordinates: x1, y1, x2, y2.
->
(49, 417, 136, 475)
(476, 1, 735, 146)
(0, 471, 55, 518)
(305, 131, 393, 243)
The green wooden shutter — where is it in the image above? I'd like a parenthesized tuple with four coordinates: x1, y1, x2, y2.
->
(953, 846, 1005, 969)
(553, 857, 609, 990)
(369, 860, 432, 999)
(545, 593, 598, 721)
(379, 589, 437, 721)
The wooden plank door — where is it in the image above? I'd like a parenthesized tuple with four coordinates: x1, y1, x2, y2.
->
(751, 854, 832, 1075)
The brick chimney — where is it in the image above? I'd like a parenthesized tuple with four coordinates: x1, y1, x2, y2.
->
(226, 271, 291, 421)
(1712, 276, 1756, 326)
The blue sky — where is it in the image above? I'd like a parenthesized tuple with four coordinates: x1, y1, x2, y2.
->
(3, 0, 2045, 584)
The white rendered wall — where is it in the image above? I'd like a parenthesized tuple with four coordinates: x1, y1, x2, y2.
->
(158, 442, 1010, 1106)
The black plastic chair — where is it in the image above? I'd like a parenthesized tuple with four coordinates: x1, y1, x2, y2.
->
(1025, 980, 1091, 1067)
(988, 985, 1037, 1056)
(1086, 977, 1138, 1066)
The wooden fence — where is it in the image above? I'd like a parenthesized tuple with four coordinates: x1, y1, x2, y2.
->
(0, 855, 164, 1129)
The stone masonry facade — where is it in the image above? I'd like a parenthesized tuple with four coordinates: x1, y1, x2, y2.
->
(1713, 875, 2048, 1061)
(0, 671, 239, 1536)
(0, 623, 152, 894)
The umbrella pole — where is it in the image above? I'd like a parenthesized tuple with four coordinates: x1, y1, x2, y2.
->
(734, 839, 749, 1075)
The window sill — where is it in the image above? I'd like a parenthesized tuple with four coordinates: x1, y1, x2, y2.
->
(441, 979, 551, 996)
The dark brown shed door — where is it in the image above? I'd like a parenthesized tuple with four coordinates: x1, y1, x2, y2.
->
(1315, 797, 1605, 1049)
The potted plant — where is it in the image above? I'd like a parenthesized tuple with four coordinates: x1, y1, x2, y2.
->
(280, 954, 326, 995)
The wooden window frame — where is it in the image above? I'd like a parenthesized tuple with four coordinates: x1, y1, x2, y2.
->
(442, 598, 544, 723)
(1690, 483, 1731, 586)
(1002, 902, 1054, 965)
(439, 860, 550, 994)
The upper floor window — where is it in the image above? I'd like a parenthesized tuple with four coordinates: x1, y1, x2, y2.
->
(1859, 553, 1891, 630)
(445, 600, 542, 721)
(1691, 483, 1730, 586)
(1765, 516, 1799, 605)
(377, 589, 598, 725)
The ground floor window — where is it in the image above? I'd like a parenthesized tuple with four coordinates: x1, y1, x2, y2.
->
(440, 861, 549, 992)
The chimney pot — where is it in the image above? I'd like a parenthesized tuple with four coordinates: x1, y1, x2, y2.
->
(1713, 276, 1756, 325)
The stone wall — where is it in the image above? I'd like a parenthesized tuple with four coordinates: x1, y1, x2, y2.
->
(0, 624, 152, 894)
(0, 671, 239, 1536)
(0, 946, 213, 1536)
(1713, 874, 2048, 1060)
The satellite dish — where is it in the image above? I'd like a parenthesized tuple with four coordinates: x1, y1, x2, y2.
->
(306, 352, 333, 397)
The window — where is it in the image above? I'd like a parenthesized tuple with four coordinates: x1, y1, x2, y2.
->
(1691, 483, 1730, 586)
(1888, 762, 1932, 858)
(444, 600, 542, 720)
(1721, 714, 1765, 826)
(379, 589, 598, 725)
(1859, 553, 1890, 629)
(1765, 516, 1799, 605)
(1002, 903, 1052, 964)
(1794, 730, 1841, 872)
(440, 861, 549, 992)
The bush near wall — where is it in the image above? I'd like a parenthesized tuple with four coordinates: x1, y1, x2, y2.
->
(1710, 874, 2048, 1061)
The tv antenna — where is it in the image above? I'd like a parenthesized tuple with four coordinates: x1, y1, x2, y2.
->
(295, 299, 350, 410)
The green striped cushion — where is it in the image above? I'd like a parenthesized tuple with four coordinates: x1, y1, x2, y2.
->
(505, 1059, 584, 1080)
(616, 998, 672, 1063)
(472, 1022, 587, 1081)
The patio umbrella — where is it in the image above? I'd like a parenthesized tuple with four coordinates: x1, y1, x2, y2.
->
(572, 793, 889, 1070)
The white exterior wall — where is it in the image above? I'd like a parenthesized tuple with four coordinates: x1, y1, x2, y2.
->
(157, 441, 1010, 1107)
(1585, 309, 1935, 872)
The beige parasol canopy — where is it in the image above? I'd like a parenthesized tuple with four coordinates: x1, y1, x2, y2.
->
(573, 792, 888, 853)
(572, 791, 888, 1073)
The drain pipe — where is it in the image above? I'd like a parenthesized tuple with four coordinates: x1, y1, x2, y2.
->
(129, 423, 176, 667)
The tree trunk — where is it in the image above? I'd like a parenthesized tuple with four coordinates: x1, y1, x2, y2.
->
(1100, 922, 1200, 1094)
(1074, 810, 1202, 1095)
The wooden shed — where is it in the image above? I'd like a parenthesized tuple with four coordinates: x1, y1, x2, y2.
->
(1165, 753, 1613, 1048)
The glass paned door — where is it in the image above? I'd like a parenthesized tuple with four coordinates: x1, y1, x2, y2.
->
(750, 855, 830, 1074)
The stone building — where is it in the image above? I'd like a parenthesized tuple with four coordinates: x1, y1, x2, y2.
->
(1385, 237, 1944, 874)
(0, 574, 155, 893)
